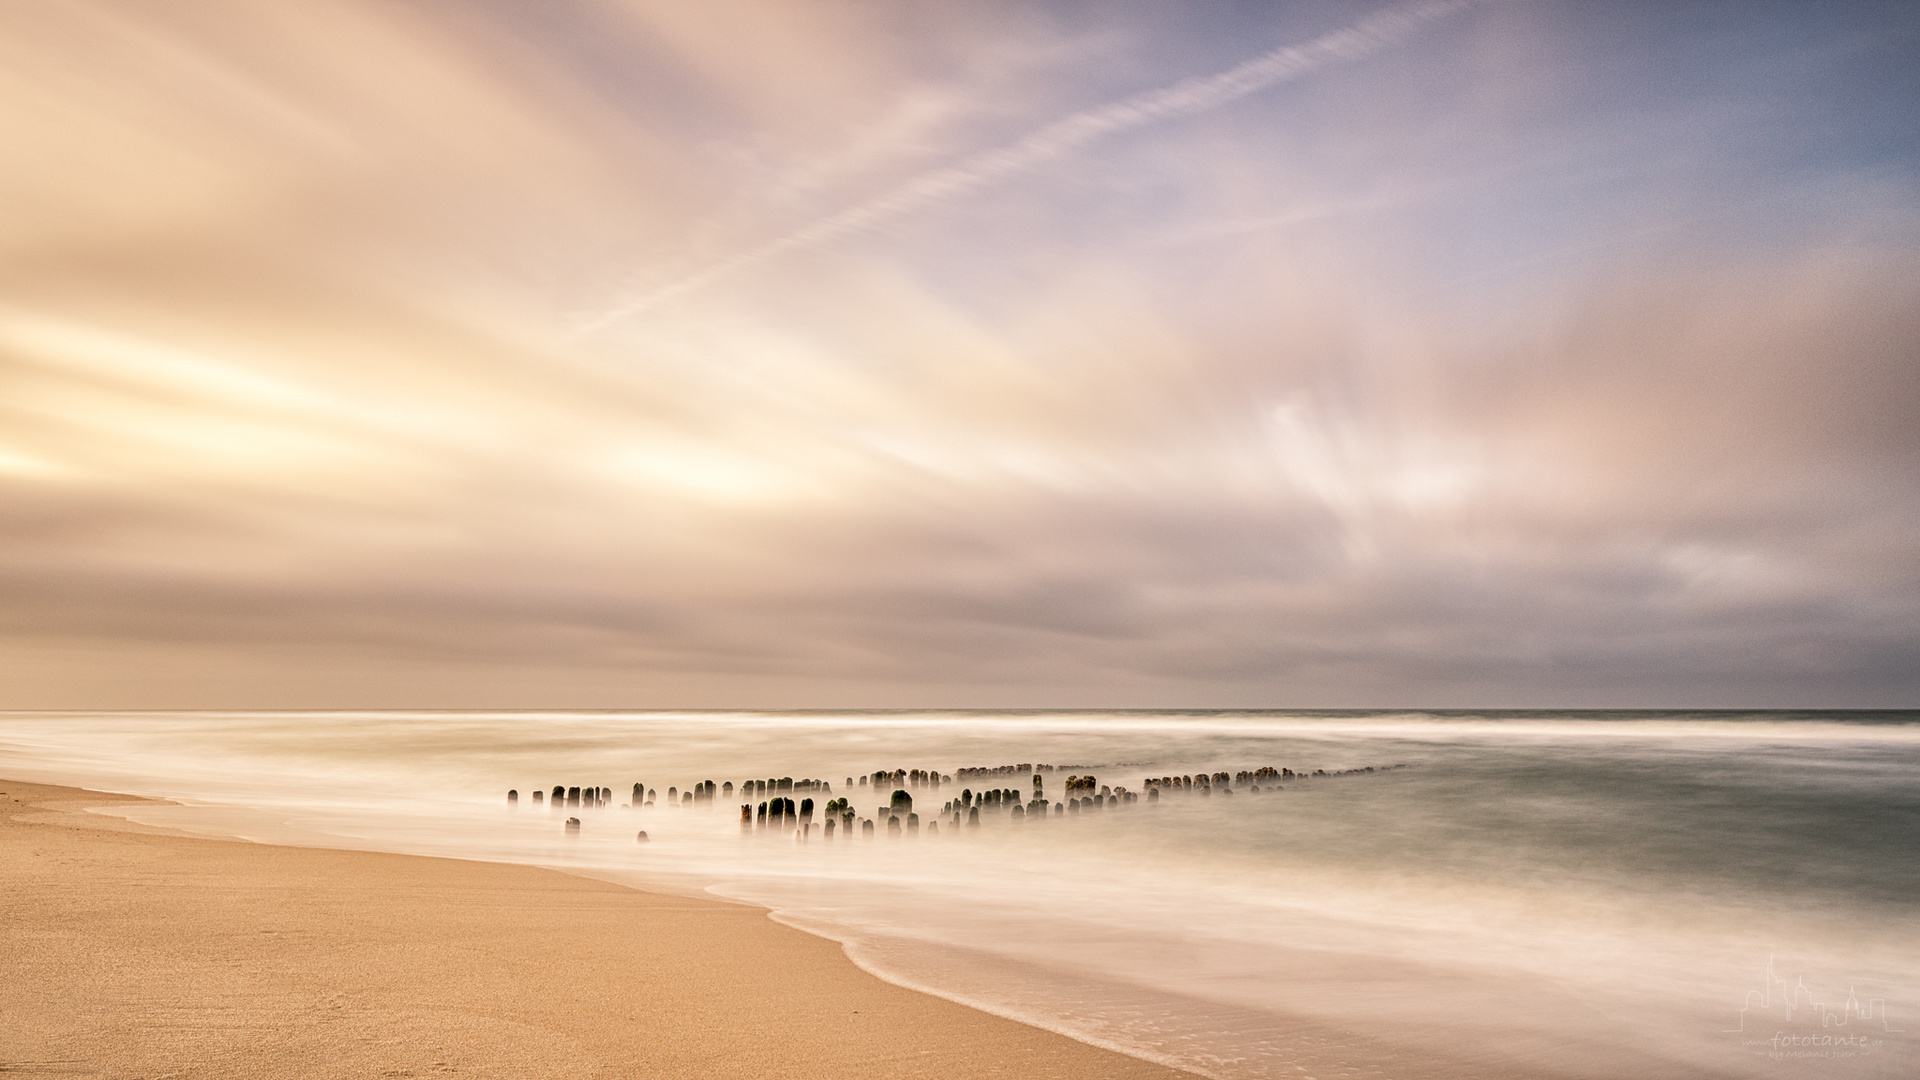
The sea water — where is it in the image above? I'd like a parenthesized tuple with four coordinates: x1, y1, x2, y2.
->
(1, 710, 1914, 1079)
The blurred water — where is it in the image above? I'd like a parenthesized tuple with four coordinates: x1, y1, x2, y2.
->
(1, 710, 1915, 1078)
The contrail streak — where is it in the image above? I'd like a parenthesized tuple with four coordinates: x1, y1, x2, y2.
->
(576, 0, 1477, 335)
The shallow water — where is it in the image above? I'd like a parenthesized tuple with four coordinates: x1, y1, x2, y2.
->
(2, 710, 1915, 1078)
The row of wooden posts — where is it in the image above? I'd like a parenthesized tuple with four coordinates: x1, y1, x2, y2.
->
(503, 764, 1409, 840)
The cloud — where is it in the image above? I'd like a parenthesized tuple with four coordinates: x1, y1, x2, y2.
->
(575, 0, 1480, 330)
(0, 0, 1914, 708)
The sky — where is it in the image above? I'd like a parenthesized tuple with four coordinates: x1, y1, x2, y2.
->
(2, 0, 1916, 709)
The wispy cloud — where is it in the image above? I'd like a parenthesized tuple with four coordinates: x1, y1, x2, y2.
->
(574, 0, 1479, 333)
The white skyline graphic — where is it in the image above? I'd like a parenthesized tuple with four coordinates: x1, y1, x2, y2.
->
(1726, 956, 1905, 1034)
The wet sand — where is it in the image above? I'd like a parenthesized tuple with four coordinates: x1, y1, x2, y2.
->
(0, 778, 1195, 1080)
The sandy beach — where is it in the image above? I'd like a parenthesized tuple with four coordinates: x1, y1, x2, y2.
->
(0, 778, 1196, 1080)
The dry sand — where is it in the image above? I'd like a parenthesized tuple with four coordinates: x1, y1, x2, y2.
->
(1, 778, 1196, 1080)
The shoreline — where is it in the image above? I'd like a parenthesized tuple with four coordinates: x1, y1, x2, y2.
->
(0, 777, 1197, 1080)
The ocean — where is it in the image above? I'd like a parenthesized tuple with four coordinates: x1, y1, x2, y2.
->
(2, 710, 1914, 1079)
